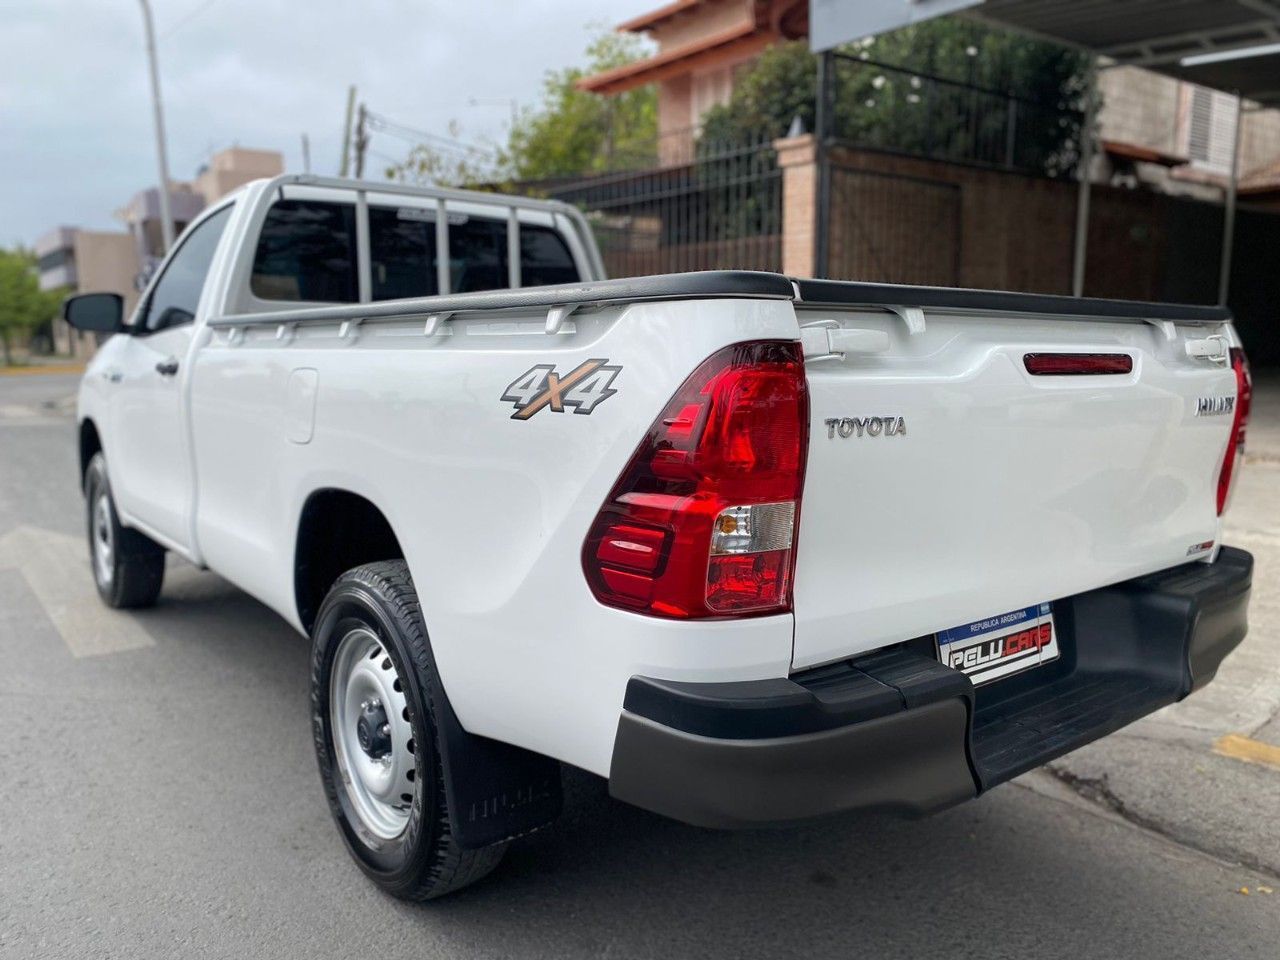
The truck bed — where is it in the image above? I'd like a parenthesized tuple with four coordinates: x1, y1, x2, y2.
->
(211, 269, 1232, 332)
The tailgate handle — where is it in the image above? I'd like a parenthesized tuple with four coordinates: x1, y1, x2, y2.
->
(800, 325, 891, 360)
(1185, 335, 1229, 363)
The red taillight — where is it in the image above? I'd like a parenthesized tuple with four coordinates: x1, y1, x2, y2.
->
(1023, 353, 1134, 375)
(1217, 346, 1252, 516)
(583, 341, 809, 619)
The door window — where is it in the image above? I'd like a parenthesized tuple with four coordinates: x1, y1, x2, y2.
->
(141, 204, 233, 332)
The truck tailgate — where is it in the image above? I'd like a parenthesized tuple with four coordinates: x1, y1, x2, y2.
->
(791, 305, 1237, 670)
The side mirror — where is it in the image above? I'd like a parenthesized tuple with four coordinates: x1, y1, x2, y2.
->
(63, 293, 126, 333)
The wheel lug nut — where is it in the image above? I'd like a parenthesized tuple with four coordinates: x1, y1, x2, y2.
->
(380, 723, 391, 737)
(360, 700, 369, 711)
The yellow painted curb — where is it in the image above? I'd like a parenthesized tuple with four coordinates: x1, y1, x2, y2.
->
(1213, 733, 1280, 771)
(0, 363, 86, 377)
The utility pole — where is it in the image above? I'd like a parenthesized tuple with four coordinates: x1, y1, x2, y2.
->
(1071, 59, 1098, 298)
(353, 103, 369, 179)
(301, 133, 311, 173)
(1219, 93, 1244, 306)
(137, 0, 174, 254)
(339, 85, 357, 176)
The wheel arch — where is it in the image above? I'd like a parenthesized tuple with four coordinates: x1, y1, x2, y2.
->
(294, 488, 405, 634)
(78, 418, 103, 492)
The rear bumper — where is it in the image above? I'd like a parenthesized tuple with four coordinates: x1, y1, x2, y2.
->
(608, 546, 1252, 829)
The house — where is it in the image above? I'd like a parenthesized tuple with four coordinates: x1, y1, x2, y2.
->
(578, 0, 808, 164)
(580, 0, 1280, 195)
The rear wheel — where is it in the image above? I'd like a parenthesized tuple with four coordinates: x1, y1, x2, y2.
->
(311, 561, 506, 900)
(84, 453, 165, 609)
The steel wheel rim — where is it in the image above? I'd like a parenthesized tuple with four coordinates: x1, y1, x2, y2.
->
(92, 493, 114, 587)
(330, 627, 416, 841)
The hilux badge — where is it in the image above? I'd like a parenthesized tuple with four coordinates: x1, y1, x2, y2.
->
(825, 417, 907, 439)
(1195, 396, 1234, 417)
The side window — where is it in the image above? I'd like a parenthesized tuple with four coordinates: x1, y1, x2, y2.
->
(450, 219, 507, 293)
(251, 200, 357, 303)
(251, 201, 583, 304)
(370, 206, 438, 301)
(444, 219, 580, 293)
(141, 205, 232, 331)
(520, 226, 579, 287)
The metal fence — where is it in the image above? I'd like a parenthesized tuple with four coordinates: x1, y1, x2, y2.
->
(547, 137, 783, 278)
(826, 164, 962, 286)
(824, 53, 1084, 177)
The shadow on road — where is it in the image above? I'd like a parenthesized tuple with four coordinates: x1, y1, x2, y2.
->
(90, 566, 1270, 960)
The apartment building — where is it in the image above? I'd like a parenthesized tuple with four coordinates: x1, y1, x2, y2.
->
(37, 146, 283, 356)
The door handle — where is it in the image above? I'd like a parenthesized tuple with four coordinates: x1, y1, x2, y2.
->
(102, 369, 123, 383)
(155, 357, 180, 377)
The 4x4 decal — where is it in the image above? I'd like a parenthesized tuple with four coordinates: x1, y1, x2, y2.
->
(501, 359, 621, 420)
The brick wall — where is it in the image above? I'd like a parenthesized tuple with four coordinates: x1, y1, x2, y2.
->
(770, 135, 1280, 363)
(818, 142, 1223, 303)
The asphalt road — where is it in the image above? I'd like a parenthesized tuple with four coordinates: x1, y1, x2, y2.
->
(1, 372, 1277, 960)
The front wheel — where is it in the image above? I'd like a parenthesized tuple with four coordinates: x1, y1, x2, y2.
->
(84, 452, 165, 609)
(311, 561, 506, 900)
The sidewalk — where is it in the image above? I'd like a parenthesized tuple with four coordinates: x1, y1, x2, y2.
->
(1044, 373, 1280, 878)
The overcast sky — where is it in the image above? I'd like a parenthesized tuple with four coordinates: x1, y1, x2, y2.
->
(0, 0, 656, 246)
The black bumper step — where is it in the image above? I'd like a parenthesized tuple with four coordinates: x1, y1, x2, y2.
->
(611, 548, 1252, 827)
(971, 671, 1177, 786)
(968, 545, 1253, 789)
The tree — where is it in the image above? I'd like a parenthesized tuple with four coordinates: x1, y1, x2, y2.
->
(501, 32, 657, 181)
(382, 31, 658, 188)
(698, 41, 818, 148)
(700, 20, 1091, 176)
(382, 120, 500, 188)
(0, 249, 62, 366)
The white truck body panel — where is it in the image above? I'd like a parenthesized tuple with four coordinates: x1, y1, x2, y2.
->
(791, 306, 1234, 669)
(188, 297, 798, 773)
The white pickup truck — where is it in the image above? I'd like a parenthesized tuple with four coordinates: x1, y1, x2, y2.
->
(66, 175, 1254, 900)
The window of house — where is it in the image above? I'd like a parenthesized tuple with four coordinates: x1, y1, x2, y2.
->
(1178, 85, 1240, 176)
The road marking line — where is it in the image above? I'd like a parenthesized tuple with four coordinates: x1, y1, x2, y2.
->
(1213, 733, 1280, 772)
(0, 525, 154, 658)
(0, 363, 86, 377)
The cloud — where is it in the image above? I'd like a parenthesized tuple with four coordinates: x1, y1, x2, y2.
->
(0, 0, 654, 244)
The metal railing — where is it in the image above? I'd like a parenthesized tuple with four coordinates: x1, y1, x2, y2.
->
(825, 54, 1084, 177)
(547, 136, 784, 278)
(219, 174, 606, 311)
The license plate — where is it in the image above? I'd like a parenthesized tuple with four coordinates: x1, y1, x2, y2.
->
(937, 603, 1060, 685)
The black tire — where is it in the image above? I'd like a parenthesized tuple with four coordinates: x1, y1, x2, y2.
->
(311, 561, 506, 900)
(84, 452, 165, 609)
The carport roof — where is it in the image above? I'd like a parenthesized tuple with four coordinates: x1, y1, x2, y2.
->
(971, 0, 1280, 106)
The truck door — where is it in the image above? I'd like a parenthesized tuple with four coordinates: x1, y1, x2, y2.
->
(109, 204, 233, 549)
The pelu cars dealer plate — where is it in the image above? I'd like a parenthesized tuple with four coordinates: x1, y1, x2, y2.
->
(936, 603, 1060, 685)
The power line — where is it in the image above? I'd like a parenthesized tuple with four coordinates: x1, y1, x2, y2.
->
(364, 110, 498, 160)
(159, 0, 223, 40)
